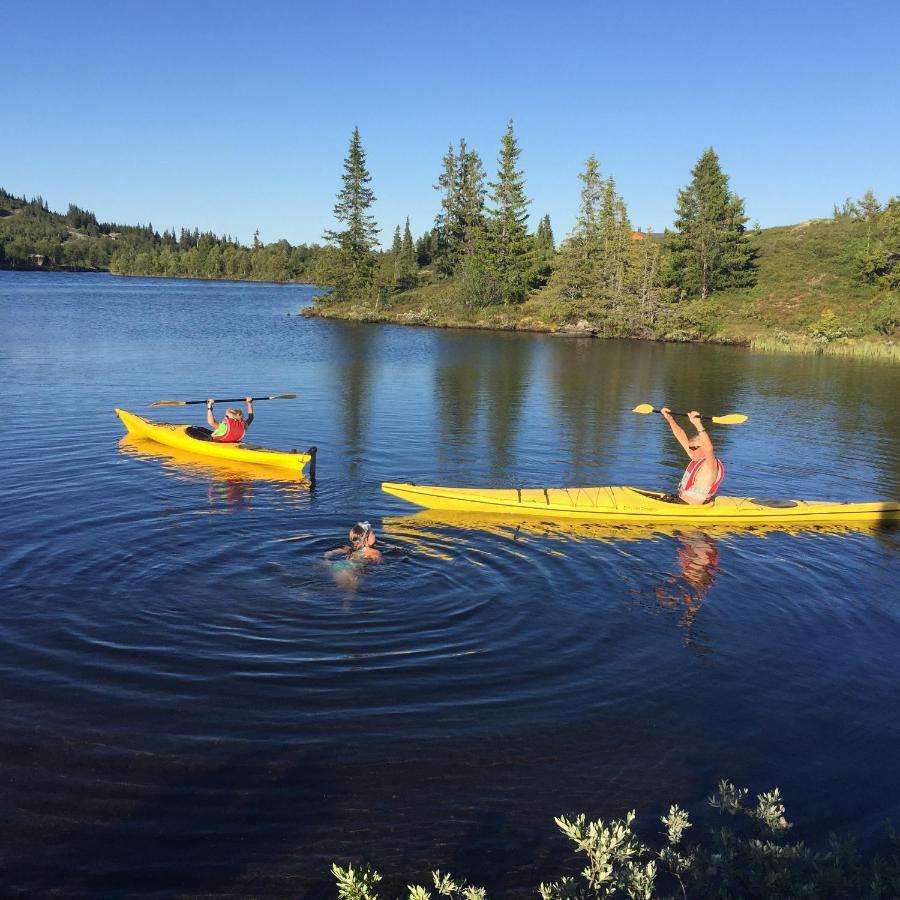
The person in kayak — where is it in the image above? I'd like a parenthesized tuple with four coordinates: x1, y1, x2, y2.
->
(206, 396, 254, 443)
(661, 407, 725, 504)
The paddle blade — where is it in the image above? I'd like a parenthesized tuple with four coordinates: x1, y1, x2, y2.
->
(149, 400, 188, 407)
(632, 404, 656, 415)
(711, 413, 748, 425)
(268, 393, 297, 400)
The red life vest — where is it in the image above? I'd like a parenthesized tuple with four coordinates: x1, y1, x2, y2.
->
(212, 416, 246, 443)
(678, 457, 725, 503)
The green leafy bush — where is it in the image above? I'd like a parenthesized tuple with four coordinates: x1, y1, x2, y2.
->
(808, 308, 845, 342)
(331, 779, 900, 899)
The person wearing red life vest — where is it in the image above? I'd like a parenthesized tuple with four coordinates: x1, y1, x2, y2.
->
(661, 407, 725, 505)
(206, 396, 254, 443)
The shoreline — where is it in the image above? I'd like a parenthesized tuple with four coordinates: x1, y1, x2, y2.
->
(0, 265, 315, 288)
(302, 304, 900, 362)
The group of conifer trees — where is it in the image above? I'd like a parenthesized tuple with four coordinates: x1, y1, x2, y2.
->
(849, 191, 900, 292)
(108, 231, 321, 282)
(316, 123, 759, 325)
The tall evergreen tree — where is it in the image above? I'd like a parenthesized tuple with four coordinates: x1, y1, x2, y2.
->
(433, 144, 457, 273)
(415, 230, 434, 266)
(535, 214, 555, 255)
(859, 195, 900, 290)
(598, 177, 633, 302)
(627, 225, 669, 331)
(395, 217, 418, 290)
(322, 126, 380, 301)
(434, 138, 486, 275)
(462, 120, 532, 306)
(665, 147, 756, 299)
(390, 224, 403, 257)
(549, 154, 605, 303)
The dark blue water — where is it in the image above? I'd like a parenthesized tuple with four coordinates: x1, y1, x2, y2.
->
(2, 271, 899, 896)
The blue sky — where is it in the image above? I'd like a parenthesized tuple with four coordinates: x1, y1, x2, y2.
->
(5, 0, 898, 247)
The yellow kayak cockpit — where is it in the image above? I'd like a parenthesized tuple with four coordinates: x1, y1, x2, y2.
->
(115, 408, 315, 476)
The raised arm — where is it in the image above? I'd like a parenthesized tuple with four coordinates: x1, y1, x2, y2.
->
(686, 410, 714, 457)
(206, 398, 218, 428)
(661, 407, 693, 458)
(245, 396, 254, 428)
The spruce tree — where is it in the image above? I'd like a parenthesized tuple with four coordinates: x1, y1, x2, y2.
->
(463, 120, 532, 306)
(393, 217, 418, 290)
(433, 144, 457, 274)
(535, 214, 555, 255)
(598, 178, 633, 302)
(388, 223, 403, 286)
(627, 225, 670, 332)
(390, 224, 402, 257)
(322, 126, 380, 302)
(415, 231, 433, 266)
(550, 154, 605, 304)
(858, 189, 881, 221)
(433, 138, 485, 275)
(457, 139, 486, 249)
(666, 147, 756, 299)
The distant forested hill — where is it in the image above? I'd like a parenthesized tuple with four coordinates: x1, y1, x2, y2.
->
(0, 188, 323, 282)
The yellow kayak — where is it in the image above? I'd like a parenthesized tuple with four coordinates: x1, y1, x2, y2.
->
(381, 482, 900, 526)
(116, 409, 315, 475)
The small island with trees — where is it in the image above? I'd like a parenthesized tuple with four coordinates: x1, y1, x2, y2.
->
(307, 123, 898, 360)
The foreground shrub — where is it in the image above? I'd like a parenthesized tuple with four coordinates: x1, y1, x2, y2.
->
(808, 308, 845, 343)
(332, 779, 900, 899)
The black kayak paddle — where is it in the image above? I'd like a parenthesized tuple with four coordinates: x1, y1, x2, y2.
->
(150, 393, 297, 407)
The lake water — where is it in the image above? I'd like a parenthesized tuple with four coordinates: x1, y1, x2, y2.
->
(2, 271, 899, 897)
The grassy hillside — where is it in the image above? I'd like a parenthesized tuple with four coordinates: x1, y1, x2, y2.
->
(706, 216, 894, 340)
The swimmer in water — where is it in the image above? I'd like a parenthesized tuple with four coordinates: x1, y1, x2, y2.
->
(324, 521, 382, 589)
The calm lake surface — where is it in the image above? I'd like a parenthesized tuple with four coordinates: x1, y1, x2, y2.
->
(2, 271, 899, 896)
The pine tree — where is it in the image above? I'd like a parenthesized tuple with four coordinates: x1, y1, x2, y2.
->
(462, 120, 532, 306)
(456, 139, 486, 251)
(415, 231, 433, 266)
(322, 126, 380, 302)
(597, 179, 633, 303)
(859, 195, 900, 289)
(858, 189, 881, 221)
(433, 138, 486, 275)
(395, 217, 418, 290)
(535, 214, 555, 255)
(433, 144, 457, 275)
(666, 147, 756, 299)
(387, 224, 404, 291)
(549, 154, 605, 304)
(627, 225, 671, 332)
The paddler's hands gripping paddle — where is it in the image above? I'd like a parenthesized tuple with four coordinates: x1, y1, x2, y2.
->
(150, 393, 297, 407)
(632, 404, 747, 425)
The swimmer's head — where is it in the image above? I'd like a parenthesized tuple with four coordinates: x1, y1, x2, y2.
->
(349, 521, 376, 548)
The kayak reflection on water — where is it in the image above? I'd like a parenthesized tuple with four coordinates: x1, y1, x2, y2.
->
(324, 521, 382, 591)
(655, 530, 721, 636)
(207, 476, 254, 509)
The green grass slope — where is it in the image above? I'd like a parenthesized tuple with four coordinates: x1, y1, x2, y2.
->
(710, 216, 893, 341)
